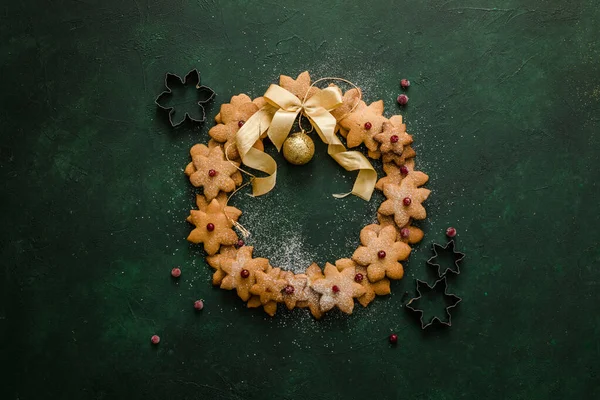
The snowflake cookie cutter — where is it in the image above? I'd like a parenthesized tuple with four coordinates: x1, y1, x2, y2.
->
(405, 277, 462, 329)
(427, 240, 465, 277)
(155, 69, 216, 127)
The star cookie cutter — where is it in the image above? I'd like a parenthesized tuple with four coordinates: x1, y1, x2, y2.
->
(427, 240, 465, 277)
(405, 277, 461, 329)
(155, 69, 216, 127)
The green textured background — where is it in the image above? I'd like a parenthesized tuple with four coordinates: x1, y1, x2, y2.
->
(2, 0, 599, 398)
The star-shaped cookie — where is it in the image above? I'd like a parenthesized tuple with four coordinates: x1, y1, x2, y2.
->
(279, 71, 320, 101)
(209, 94, 260, 159)
(251, 267, 287, 304)
(352, 225, 411, 282)
(335, 258, 391, 307)
(339, 100, 387, 151)
(205, 245, 238, 286)
(279, 270, 310, 310)
(310, 263, 366, 315)
(378, 172, 431, 227)
(220, 246, 269, 301)
(187, 199, 240, 255)
(376, 215, 425, 244)
(375, 159, 416, 192)
(374, 120, 413, 156)
(187, 145, 240, 201)
(187, 193, 242, 225)
(330, 87, 362, 135)
(382, 145, 417, 166)
(297, 263, 325, 319)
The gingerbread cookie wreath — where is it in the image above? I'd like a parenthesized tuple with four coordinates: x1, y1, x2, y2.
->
(184, 71, 430, 318)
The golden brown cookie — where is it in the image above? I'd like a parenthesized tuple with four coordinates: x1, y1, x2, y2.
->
(382, 145, 417, 166)
(185, 143, 243, 187)
(187, 145, 240, 201)
(251, 267, 286, 304)
(376, 214, 424, 244)
(187, 199, 240, 255)
(279, 71, 320, 101)
(331, 87, 361, 120)
(335, 258, 391, 307)
(220, 246, 269, 301)
(279, 270, 310, 310)
(378, 171, 431, 227)
(297, 263, 325, 319)
(205, 246, 238, 286)
(375, 160, 416, 192)
(339, 100, 387, 151)
(352, 225, 411, 282)
(188, 193, 242, 224)
(310, 262, 366, 314)
(374, 120, 413, 157)
(208, 94, 260, 159)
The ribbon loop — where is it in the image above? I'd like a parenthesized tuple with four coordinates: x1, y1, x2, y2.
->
(236, 81, 376, 201)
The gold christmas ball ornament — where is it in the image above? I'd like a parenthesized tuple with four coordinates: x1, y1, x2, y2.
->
(282, 131, 315, 165)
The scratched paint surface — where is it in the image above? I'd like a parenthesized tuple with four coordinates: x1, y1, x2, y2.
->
(1, 0, 599, 398)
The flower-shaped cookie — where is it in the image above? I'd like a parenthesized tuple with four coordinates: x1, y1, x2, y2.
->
(352, 225, 411, 282)
(339, 100, 387, 151)
(297, 263, 325, 319)
(335, 258, 391, 307)
(205, 245, 238, 286)
(187, 199, 240, 255)
(279, 71, 320, 101)
(374, 120, 413, 156)
(378, 171, 431, 227)
(186, 145, 240, 201)
(310, 263, 366, 315)
(220, 246, 269, 301)
(280, 270, 310, 310)
(209, 94, 260, 159)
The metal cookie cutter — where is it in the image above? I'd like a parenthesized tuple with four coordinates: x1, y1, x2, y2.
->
(427, 240, 465, 277)
(406, 277, 462, 329)
(155, 69, 215, 127)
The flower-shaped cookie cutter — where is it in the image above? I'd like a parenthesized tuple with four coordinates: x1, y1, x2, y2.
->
(155, 69, 215, 127)
(405, 277, 461, 329)
(427, 240, 465, 277)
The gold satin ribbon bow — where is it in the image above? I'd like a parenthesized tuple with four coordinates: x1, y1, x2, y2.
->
(235, 83, 377, 201)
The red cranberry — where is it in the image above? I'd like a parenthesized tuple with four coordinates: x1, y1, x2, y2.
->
(364, 122, 372, 130)
(390, 135, 399, 143)
(400, 79, 410, 89)
(400, 228, 410, 238)
(151, 335, 160, 345)
(397, 94, 409, 106)
(206, 223, 215, 232)
(236, 239, 245, 248)
(240, 269, 250, 278)
(194, 300, 204, 310)
(399, 165, 409, 175)
(332, 285, 340, 293)
(378, 250, 386, 259)
(171, 267, 181, 278)
(389, 333, 398, 344)
(284, 285, 295, 295)
(446, 227, 457, 238)
(403, 197, 411, 206)
(354, 273, 364, 283)
(238, 120, 245, 128)
(208, 169, 217, 177)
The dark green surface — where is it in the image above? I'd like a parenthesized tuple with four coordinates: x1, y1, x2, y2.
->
(2, 0, 599, 398)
